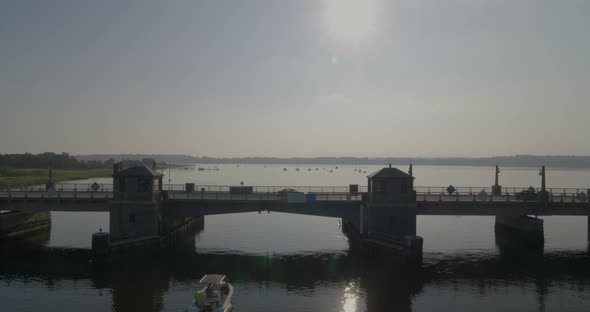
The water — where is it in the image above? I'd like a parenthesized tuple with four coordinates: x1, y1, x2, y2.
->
(2, 164, 590, 311)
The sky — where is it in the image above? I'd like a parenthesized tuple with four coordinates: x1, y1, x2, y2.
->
(1, 0, 589, 157)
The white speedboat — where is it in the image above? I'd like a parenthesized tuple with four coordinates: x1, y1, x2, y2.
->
(186, 274, 234, 312)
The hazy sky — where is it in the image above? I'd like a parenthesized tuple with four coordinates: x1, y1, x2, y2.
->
(1, 0, 589, 157)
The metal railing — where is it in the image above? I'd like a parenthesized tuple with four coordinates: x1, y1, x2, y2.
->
(415, 193, 588, 203)
(414, 186, 590, 196)
(166, 191, 363, 201)
(0, 183, 113, 192)
(164, 184, 369, 193)
(1, 183, 588, 195)
(1, 183, 588, 203)
(0, 190, 113, 200)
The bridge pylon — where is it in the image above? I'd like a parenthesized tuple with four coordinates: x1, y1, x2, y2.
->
(108, 163, 163, 242)
(92, 163, 202, 261)
(362, 165, 423, 264)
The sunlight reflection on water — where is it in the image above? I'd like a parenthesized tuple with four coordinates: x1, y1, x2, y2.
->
(342, 281, 359, 312)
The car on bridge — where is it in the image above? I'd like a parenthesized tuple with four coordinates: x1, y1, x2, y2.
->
(276, 188, 299, 199)
(515, 187, 537, 200)
(277, 188, 298, 196)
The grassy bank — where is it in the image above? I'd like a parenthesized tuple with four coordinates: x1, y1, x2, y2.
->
(0, 167, 112, 185)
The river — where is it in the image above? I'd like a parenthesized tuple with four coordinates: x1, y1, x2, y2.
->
(1, 164, 590, 311)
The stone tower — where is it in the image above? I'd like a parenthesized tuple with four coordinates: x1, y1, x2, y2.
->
(365, 165, 422, 263)
(109, 163, 163, 241)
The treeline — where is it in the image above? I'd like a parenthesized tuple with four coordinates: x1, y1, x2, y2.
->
(77, 154, 197, 164)
(0, 153, 158, 169)
(0, 153, 89, 169)
(76, 154, 590, 168)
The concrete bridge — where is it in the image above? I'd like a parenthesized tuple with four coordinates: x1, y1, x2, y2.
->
(1, 163, 589, 263)
(2, 188, 589, 216)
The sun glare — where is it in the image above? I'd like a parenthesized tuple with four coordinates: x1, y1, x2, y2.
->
(341, 282, 359, 312)
(323, 0, 381, 44)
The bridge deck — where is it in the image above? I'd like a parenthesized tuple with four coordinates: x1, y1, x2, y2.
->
(0, 188, 589, 216)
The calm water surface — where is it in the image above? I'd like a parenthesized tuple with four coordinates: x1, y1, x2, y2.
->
(2, 164, 590, 311)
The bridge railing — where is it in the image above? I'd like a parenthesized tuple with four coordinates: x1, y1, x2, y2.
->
(163, 184, 369, 194)
(168, 191, 279, 201)
(2, 183, 586, 196)
(166, 191, 363, 201)
(415, 193, 589, 203)
(0, 183, 113, 192)
(55, 183, 113, 192)
(414, 186, 589, 197)
(1, 183, 588, 203)
(0, 189, 114, 200)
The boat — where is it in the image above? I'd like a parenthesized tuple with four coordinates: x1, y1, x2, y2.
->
(186, 274, 234, 312)
(198, 167, 220, 171)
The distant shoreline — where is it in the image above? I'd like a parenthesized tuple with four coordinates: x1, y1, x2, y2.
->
(76, 154, 590, 169)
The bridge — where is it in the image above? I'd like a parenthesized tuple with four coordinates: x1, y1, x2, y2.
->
(1, 183, 588, 215)
(1, 164, 589, 263)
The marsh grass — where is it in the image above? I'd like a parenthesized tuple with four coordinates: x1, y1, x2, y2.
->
(0, 167, 111, 185)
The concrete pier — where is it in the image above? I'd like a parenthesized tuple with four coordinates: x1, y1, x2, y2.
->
(341, 218, 362, 250)
(0, 217, 51, 258)
(92, 163, 205, 262)
(361, 166, 423, 264)
(342, 218, 423, 264)
(362, 235, 423, 264)
(109, 201, 160, 242)
(494, 215, 544, 248)
(92, 215, 204, 262)
(0, 211, 51, 239)
(160, 215, 204, 248)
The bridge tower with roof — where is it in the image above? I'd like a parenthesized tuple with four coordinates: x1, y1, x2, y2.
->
(91, 162, 203, 259)
(109, 162, 163, 242)
(364, 165, 423, 263)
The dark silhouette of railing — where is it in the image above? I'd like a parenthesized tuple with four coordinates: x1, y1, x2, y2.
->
(1, 184, 588, 204)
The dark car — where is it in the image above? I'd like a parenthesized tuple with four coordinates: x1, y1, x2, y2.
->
(277, 188, 298, 195)
(515, 186, 537, 200)
(276, 188, 298, 200)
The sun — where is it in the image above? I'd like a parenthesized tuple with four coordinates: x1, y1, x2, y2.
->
(322, 0, 381, 44)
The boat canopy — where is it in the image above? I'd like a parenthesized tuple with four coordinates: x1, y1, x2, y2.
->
(199, 274, 226, 285)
